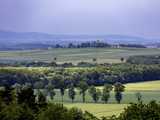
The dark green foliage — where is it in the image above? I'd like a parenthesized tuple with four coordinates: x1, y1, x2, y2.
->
(68, 107, 84, 120)
(114, 82, 125, 104)
(127, 55, 160, 64)
(0, 86, 14, 105)
(88, 86, 101, 103)
(68, 84, 76, 103)
(37, 104, 79, 120)
(34, 81, 44, 90)
(115, 92, 122, 104)
(101, 84, 113, 103)
(0, 104, 34, 120)
(102, 101, 160, 120)
(59, 80, 66, 103)
(1, 64, 160, 88)
(119, 44, 146, 48)
(12, 83, 22, 95)
(50, 90, 56, 100)
(0, 86, 100, 120)
(92, 58, 97, 62)
(75, 40, 111, 48)
(37, 91, 47, 107)
(84, 111, 100, 120)
(78, 81, 89, 103)
(17, 86, 36, 108)
(51, 74, 66, 102)
(45, 82, 56, 100)
(120, 57, 124, 62)
(1, 84, 160, 120)
(118, 101, 160, 120)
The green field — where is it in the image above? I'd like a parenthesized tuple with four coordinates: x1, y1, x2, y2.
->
(53, 81, 160, 103)
(0, 48, 160, 63)
(65, 103, 128, 118)
(50, 81, 160, 117)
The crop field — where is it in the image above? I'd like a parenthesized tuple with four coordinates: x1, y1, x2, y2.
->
(0, 48, 160, 64)
(124, 80, 160, 91)
(65, 103, 128, 118)
(50, 81, 160, 117)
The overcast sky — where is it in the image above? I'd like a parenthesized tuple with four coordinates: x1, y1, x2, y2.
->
(0, 0, 160, 38)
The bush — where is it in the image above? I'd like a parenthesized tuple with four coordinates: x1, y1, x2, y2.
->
(0, 104, 34, 120)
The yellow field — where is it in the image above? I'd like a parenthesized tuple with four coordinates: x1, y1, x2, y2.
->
(125, 80, 160, 91)
(65, 103, 128, 118)
(97, 80, 160, 91)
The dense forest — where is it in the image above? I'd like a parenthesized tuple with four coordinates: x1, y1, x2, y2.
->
(0, 85, 160, 120)
(0, 63, 160, 87)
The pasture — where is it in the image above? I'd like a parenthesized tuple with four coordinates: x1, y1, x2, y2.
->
(52, 81, 160, 117)
(0, 48, 160, 64)
(65, 103, 128, 118)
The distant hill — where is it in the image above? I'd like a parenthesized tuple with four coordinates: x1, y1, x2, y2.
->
(0, 30, 159, 50)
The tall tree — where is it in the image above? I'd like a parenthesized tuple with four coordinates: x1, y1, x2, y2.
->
(114, 82, 125, 104)
(17, 84, 36, 108)
(88, 86, 101, 103)
(34, 81, 44, 101)
(101, 84, 113, 103)
(37, 91, 47, 107)
(0, 85, 14, 105)
(54, 75, 66, 103)
(78, 81, 88, 103)
(12, 83, 22, 94)
(45, 82, 56, 100)
(68, 84, 76, 103)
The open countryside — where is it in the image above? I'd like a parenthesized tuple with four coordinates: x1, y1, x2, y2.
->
(0, 48, 160, 63)
(55, 81, 160, 117)
(1, 0, 160, 119)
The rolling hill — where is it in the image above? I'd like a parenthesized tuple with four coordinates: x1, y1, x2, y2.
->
(0, 30, 159, 50)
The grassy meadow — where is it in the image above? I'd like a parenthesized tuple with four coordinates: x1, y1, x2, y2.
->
(50, 80, 160, 117)
(0, 48, 160, 63)
(65, 103, 128, 118)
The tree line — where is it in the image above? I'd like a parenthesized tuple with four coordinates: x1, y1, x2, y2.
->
(0, 84, 160, 120)
(13, 81, 125, 104)
(0, 84, 95, 120)
(49, 40, 146, 49)
(1, 64, 160, 87)
(127, 55, 160, 64)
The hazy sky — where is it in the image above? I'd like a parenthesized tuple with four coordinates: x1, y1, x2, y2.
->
(0, 0, 160, 38)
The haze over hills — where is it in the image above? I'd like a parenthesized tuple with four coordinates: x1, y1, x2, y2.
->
(0, 30, 159, 50)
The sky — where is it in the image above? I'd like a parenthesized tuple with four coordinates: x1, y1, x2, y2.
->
(0, 0, 160, 38)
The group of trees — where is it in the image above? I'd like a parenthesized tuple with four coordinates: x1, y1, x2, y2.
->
(72, 82, 125, 104)
(104, 100, 160, 120)
(1, 63, 160, 88)
(127, 55, 160, 64)
(55, 41, 146, 49)
(119, 44, 146, 48)
(0, 84, 160, 120)
(29, 81, 125, 104)
(88, 83, 125, 103)
(0, 85, 99, 120)
(68, 40, 111, 48)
